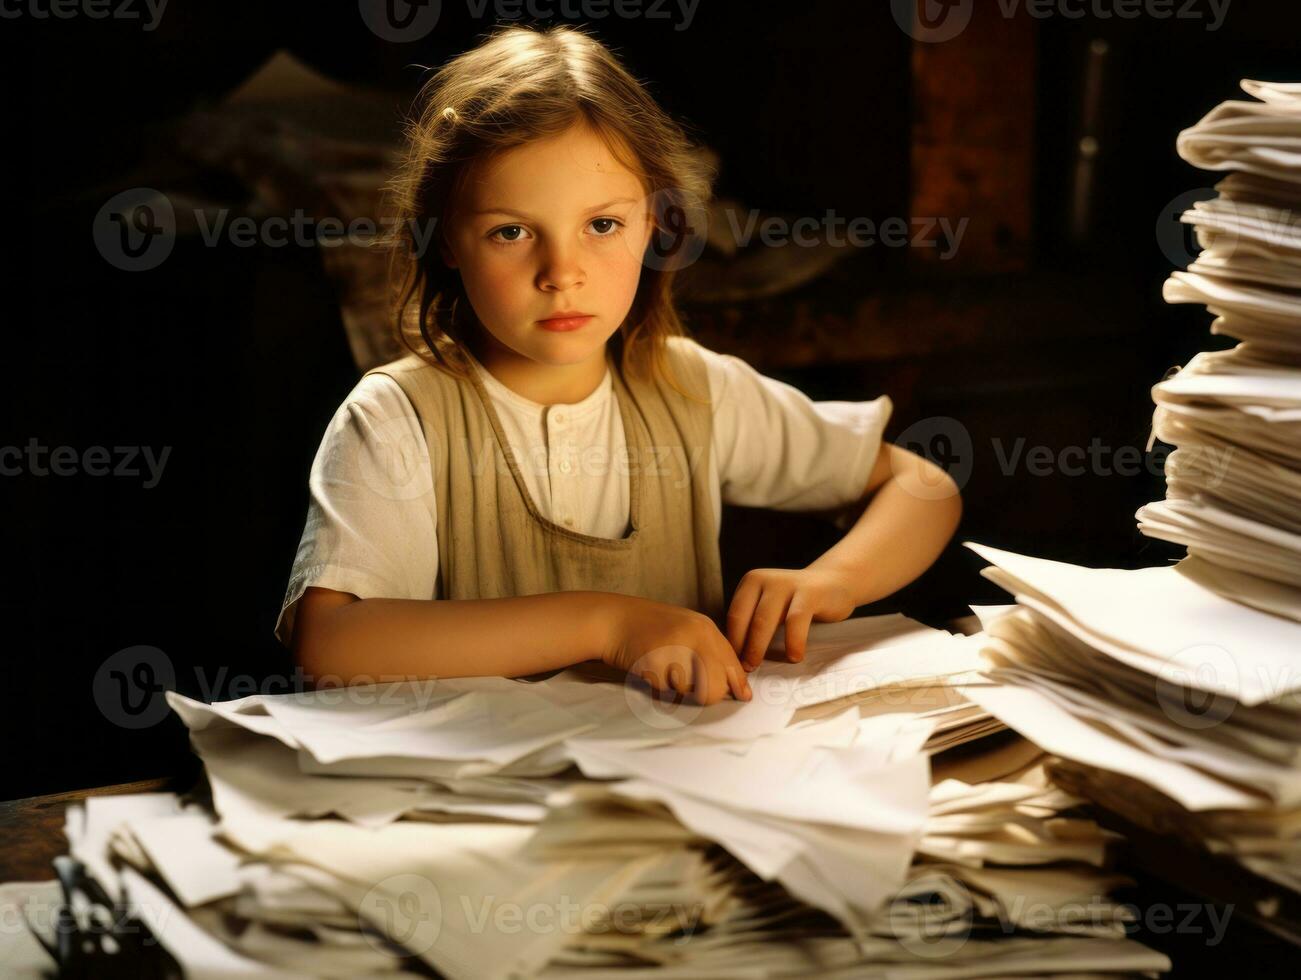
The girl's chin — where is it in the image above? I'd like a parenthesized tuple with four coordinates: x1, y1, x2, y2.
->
(531, 340, 605, 362)
(479, 323, 612, 366)
(531, 328, 608, 350)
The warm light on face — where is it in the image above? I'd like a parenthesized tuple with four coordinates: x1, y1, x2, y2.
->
(440, 121, 655, 371)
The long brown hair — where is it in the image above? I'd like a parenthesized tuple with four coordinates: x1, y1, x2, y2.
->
(383, 23, 717, 402)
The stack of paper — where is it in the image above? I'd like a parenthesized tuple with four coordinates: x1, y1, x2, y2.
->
(8, 613, 1172, 977)
(1048, 756, 1301, 897)
(1141, 78, 1301, 606)
(44, 781, 1171, 979)
(1181, 176, 1301, 290)
(961, 542, 1301, 900)
(1174, 80, 1301, 186)
(900, 755, 1143, 950)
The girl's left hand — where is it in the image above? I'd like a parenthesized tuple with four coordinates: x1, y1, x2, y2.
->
(725, 567, 858, 672)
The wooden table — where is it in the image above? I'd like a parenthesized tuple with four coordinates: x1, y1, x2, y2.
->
(0, 769, 197, 883)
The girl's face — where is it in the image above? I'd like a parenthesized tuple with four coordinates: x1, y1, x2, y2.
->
(440, 121, 655, 378)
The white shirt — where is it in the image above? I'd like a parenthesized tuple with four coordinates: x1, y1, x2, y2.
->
(275, 336, 893, 645)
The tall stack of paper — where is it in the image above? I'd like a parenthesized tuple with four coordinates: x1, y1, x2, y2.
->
(11, 613, 1171, 977)
(961, 542, 1301, 901)
(1139, 77, 1301, 611)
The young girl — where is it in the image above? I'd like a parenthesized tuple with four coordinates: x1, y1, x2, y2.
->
(275, 24, 962, 707)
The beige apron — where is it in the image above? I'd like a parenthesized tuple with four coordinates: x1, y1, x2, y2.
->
(363, 340, 726, 625)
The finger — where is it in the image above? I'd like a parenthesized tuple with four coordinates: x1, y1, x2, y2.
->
(635, 664, 659, 693)
(706, 622, 751, 702)
(725, 659, 753, 701)
(741, 587, 790, 669)
(711, 633, 752, 701)
(642, 650, 686, 697)
(691, 650, 724, 706)
(638, 664, 668, 698)
(784, 600, 814, 663)
(707, 650, 732, 706)
(665, 657, 692, 697)
(725, 576, 762, 664)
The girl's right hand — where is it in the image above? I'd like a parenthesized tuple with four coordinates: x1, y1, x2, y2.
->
(599, 595, 753, 706)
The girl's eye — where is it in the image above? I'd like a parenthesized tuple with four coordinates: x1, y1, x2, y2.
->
(489, 225, 529, 245)
(487, 218, 624, 246)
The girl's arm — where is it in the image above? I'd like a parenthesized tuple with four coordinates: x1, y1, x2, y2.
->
(291, 586, 620, 684)
(807, 441, 962, 606)
(727, 442, 963, 667)
(292, 586, 752, 704)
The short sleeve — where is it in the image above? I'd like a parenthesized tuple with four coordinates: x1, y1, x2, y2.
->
(274, 374, 438, 648)
(692, 341, 893, 513)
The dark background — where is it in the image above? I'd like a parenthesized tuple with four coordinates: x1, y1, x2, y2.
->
(6, 1, 1300, 800)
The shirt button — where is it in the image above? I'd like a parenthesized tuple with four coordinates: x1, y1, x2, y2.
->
(559, 460, 572, 474)
(563, 516, 575, 527)
(553, 412, 566, 424)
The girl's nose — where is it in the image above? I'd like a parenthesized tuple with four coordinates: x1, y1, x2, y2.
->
(537, 244, 586, 292)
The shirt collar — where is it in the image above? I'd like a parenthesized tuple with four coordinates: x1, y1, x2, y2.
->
(463, 345, 612, 421)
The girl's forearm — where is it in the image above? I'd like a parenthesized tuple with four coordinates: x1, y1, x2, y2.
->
(294, 591, 620, 685)
(808, 471, 962, 608)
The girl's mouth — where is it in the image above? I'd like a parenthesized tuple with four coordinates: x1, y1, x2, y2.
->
(537, 315, 594, 332)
